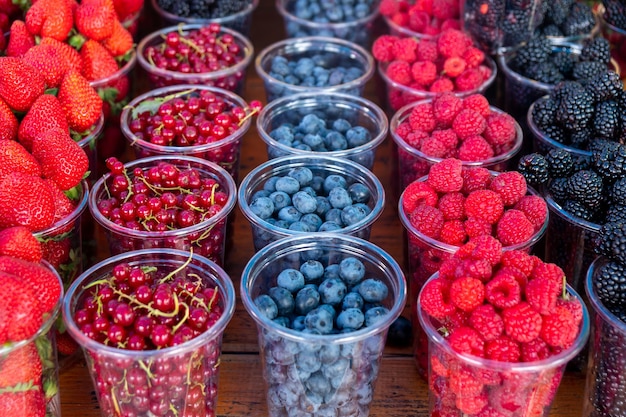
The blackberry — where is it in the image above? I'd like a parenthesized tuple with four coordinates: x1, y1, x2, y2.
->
(567, 169, 604, 208)
(561, 2, 596, 36)
(168, 1, 191, 16)
(569, 128, 592, 150)
(611, 178, 626, 205)
(593, 100, 620, 139)
(606, 204, 626, 224)
(604, 0, 626, 30)
(524, 61, 564, 84)
(548, 176, 570, 202)
(563, 198, 595, 220)
(531, 97, 557, 130)
(190, 0, 216, 16)
(212, 0, 250, 18)
(545, 0, 573, 26)
(581, 37, 611, 64)
(551, 50, 577, 77)
(591, 141, 626, 183)
(517, 153, 550, 186)
(502, 9, 534, 46)
(596, 260, 626, 306)
(590, 323, 626, 417)
(546, 147, 574, 177)
(572, 61, 607, 83)
(552, 80, 585, 102)
(610, 232, 626, 271)
(556, 89, 594, 130)
(595, 222, 625, 257)
(572, 154, 591, 172)
(541, 124, 567, 144)
(539, 24, 563, 37)
(586, 71, 624, 103)
(512, 36, 552, 70)
(474, 0, 505, 27)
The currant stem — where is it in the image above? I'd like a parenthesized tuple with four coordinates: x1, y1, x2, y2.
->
(159, 249, 194, 284)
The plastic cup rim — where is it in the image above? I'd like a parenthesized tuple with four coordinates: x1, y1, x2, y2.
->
(89, 49, 138, 88)
(76, 112, 106, 148)
(543, 189, 600, 232)
(275, 0, 380, 29)
(34, 179, 90, 238)
(585, 255, 626, 334)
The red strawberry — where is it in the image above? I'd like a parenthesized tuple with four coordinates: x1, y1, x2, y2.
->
(112, 0, 143, 20)
(39, 37, 83, 73)
(55, 330, 79, 356)
(0, 227, 43, 262)
(0, 343, 43, 388)
(25, 0, 73, 41)
(0, 271, 45, 342)
(44, 178, 77, 224)
(40, 238, 71, 269)
(18, 94, 70, 152)
(0, 57, 46, 113)
(80, 39, 120, 81)
(0, 389, 46, 417)
(57, 70, 103, 132)
(0, 98, 18, 141)
(0, 172, 55, 231)
(22, 43, 70, 88)
(0, 256, 62, 313)
(0, 140, 41, 178)
(6, 20, 35, 58)
(31, 127, 89, 191)
(74, 0, 117, 41)
(101, 18, 134, 57)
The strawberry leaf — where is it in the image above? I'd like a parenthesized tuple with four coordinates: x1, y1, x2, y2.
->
(98, 87, 119, 104)
(63, 184, 82, 201)
(68, 34, 86, 50)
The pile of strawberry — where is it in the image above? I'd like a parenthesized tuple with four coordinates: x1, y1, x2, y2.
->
(379, 0, 461, 37)
(419, 235, 585, 416)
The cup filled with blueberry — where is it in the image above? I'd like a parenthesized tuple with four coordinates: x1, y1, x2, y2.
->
(256, 91, 388, 170)
(238, 154, 385, 251)
(255, 36, 374, 102)
(241, 233, 407, 417)
(62, 248, 236, 417)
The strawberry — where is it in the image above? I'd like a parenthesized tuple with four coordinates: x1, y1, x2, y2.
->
(58, 70, 103, 132)
(0, 271, 44, 342)
(0, 343, 43, 389)
(100, 18, 133, 57)
(6, 20, 35, 58)
(25, 0, 73, 41)
(74, 0, 117, 41)
(0, 172, 55, 231)
(31, 127, 89, 191)
(17, 94, 69, 152)
(0, 256, 62, 313)
(44, 178, 76, 224)
(39, 37, 83, 73)
(0, 57, 46, 113)
(0, 98, 18, 141)
(22, 43, 70, 88)
(0, 227, 44, 263)
(41, 238, 71, 269)
(112, 0, 143, 20)
(55, 330, 79, 356)
(0, 389, 46, 417)
(80, 39, 120, 81)
(0, 141, 41, 177)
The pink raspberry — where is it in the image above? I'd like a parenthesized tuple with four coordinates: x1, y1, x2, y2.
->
(470, 234, 503, 266)
(540, 306, 577, 348)
(448, 326, 485, 357)
(557, 297, 583, 328)
(433, 92, 463, 126)
(525, 276, 560, 315)
(478, 64, 493, 81)
(489, 171, 527, 206)
(443, 56, 467, 77)
(521, 338, 551, 362)
(432, 128, 458, 150)
(411, 60, 438, 86)
(416, 40, 438, 61)
(452, 109, 487, 139)
(496, 209, 534, 246)
(485, 273, 521, 309)
(423, 22, 441, 35)
(390, 11, 409, 26)
(439, 257, 461, 281)
(432, 0, 459, 20)
(502, 302, 542, 343)
(455, 67, 485, 91)
(430, 77, 455, 93)
(464, 216, 492, 238)
(431, 355, 449, 378)
(405, 130, 429, 148)
(462, 94, 491, 117)
(421, 135, 449, 158)
(379, 0, 400, 16)
(464, 189, 504, 224)
(393, 37, 419, 62)
(485, 336, 521, 362)
(386, 60, 412, 85)
(530, 262, 565, 287)
(456, 394, 488, 415)
(450, 368, 484, 397)
(420, 277, 455, 319)
(461, 166, 492, 193)
(407, 8, 430, 32)
(371, 35, 397, 62)
(401, 180, 438, 213)
(493, 266, 528, 292)
(437, 28, 470, 58)
(446, 308, 471, 333)
(455, 258, 492, 282)
(514, 195, 548, 230)
(394, 121, 412, 139)
(458, 135, 494, 161)
(415, 0, 433, 13)
(409, 204, 444, 238)
(450, 276, 485, 311)
(440, 219, 467, 245)
(463, 46, 486, 68)
(469, 304, 504, 341)
(484, 113, 517, 147)
(409, 102, 436, 132)
(438, 191, 465, 220)
(500, 250, 536, 277)
(441, 18, 461, 31)
(427, 158, 463, 193)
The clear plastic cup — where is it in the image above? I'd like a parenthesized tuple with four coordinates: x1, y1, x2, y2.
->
(62, 249, 236, 417)
(150, 0, 259, 36)
(598, 4, 626, 80)
(418, 273, 589, 417)
(136, 24, 254, 94)
(378, 56, 497, 112)
(276, 0, 380, 47)
(256, 91, 388, 170)
(120, 85, 252, 181)
(255, 36, 374, 102)
(88, 155, 237, 266)
(382, 14, 440, 41)
(76, 112, 105, 183)
(584, 255, 626, 417)
(240, 233, 407, 417)
(238, 154, 385, 251)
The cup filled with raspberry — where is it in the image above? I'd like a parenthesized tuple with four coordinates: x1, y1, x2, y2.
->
(62, 248, 236, 417)
(379, 0, 462, 41)
(417, 236, 589, 417)
(256, 91, 388, 170)
(398, 158, 549, 377)
(238, 154, 385, 251)
(241, 233, 406, 417)
(89, 155, 237, 266)
(137, 23, 254, 94)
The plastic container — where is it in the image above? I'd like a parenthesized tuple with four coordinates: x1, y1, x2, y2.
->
(76, 112, 105, 183)
(255, 36, 374, 102)
(238, 154, 385, 251)
(88, 155, 237, 266)
(418, 273, 589, 417)
(241, 233, 407, 417)
(378, 56, 497, 112)
(150, 0, 258, 36)
(62, 249, 236, 417)
(382, 13, 439, 41)
(276, 0, 380, 47)
(120, 85, 252, 181)
(256, 91, 388, 170)
(136, 24, 254, 94)
(598, 4, 626, 81)
(584, 255, 626, 417)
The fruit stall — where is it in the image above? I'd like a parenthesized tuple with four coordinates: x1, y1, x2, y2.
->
(0, 0, 624, 415)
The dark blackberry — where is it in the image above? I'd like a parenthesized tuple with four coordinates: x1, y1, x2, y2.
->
(618, 90, 626, 110)
(581, 37, 611, 64)
(608, 231, 626, 270)
(595, 260, 626, 306)
(517, 153, 550, 186)
(619, 111, 626, 144)
(572, 61, 607, 83)
(541, 124, 567, 144)
(524, 61, 564, 84)
(556, 89, 594, 130)
(169, 1, 191, 16)
(569, 129, 592, 150)
(157, 0, 175, 10)
(604, 0, 626, 30)
(539, 24, 563, 37)
(591, 141, 626, 183)
(474, 0, 505, 27)
(548, 176, 569, 202)
(551, 50, 577, 77)
(606, 204, 626, 224)
(567, 169, 604, 208)
(593, 100, 620, 139)
(590, 322, 626, 417)
(531, 97, 558, 130)
(512, 36, 552, 70)
(610, 178, 626, 205)
(572, 154, 591, 171)
(545, 0, 573, 26)
(561, 2, 596, 36)
(551, 80, 585, 102)
(586, 71, 624, 103)
(595, 222, 625, 257)
(563, 198, 595, 220)
(212, 0, 250, 18)
(545, 147, 574, 177)
(502, 9, 532, 46)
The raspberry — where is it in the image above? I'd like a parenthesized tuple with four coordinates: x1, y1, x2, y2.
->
(438, 192, 465, 220)
(483, 113, 517, 148)
(489, 171, 527, 206)
(409, 204, 444, 238)
(455, 258, 492, 282)
(514, 195, 548, 230)
(496, 210, 535, 246)
(431, 355, 449, 377)
(477, 406, 510, 417)
(437, 28, 470, 58)
(464, 217, 492, 238)
(431, 129, 458, 150)
(402, 180, 439, 213)
(462, 94, 491, 117)
(393, 37, 419, 62)
(521, 338, 551, 362)
(530, 262, 565, 286)
(446, 309, 471, 332)
(463, 46, 485, 69)
(416, 40, 438, 61)
(492, 266, 528, 292)
(458, 135, 494, 161)
(452, 109, 487, 139)
(456, 394, 488, 415)
(440, 18, 461, 31)
(390, 11, 409, 26)
(477, 65, 492, 82)
(450, 276, 485, 311)
(448, 326, 485, 356)
(502, 302, 542, 343)
(409, 102, 436, 132)
(414, 0, 433, 13)
(556, 297, 583, 327)
(461, 166, 492, 193)
(499, 250, 536, 277)
(430, 77, 455, 93)
(421, 135, 450, 158)
(405, 130, 429, 148)
(540, 306, 577, 348)
(525, 276, 559, 315)
(427, 158, 463, 193)
(440, 219, 467, 245)
(454, 239, 478, 259)
(433, 92, 463, 126)
(470, 234, 503, 265)
(408, 8, 430, 32)
(443, 56, 467, 77)
(464, 190, 504, 224)
(431, 0, 459, 20)
(395, 121, 412, 139)
(485, 273, 521, 309)
(379, 0, 399, 16)
(371, 35, 397, 62)
(450, 368, 484, 397)
(420, 277, 455, 319)
(386, 60, 412, 85)
(485, 336, 521, 362)
(470, 304, 504, 341)
(455, 68, 485, 91)
(411, 61, 438, 86)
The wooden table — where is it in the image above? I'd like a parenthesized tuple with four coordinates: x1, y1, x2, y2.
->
(59, 0, 589, 415)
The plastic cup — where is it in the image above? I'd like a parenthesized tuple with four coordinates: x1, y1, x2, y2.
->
(583, 255, 626, 417)
(238, 154, 385, 251)
(255, 36, 374, 102)
(120, 85, 252, 181)
(382, 13, 440, 41)
(136, 24, 254, 94)
(276, 0, 380, 47)
(377, 56, 497, 112)
(598, 4, 626, 81)
(150, 0, 259, 36)
(418, 273, 589, 417)
(241, 233, 407, 417)
(256, 91, 388, 170)
(62, 249, 236, 417)
(88, 155, 237, 266)
(76, 112, 105, 183)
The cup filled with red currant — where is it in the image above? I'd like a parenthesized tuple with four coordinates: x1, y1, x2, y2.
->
(62, 248, 236, 417)
(88, 155, 237, 266)
(137, 22, 254, 94)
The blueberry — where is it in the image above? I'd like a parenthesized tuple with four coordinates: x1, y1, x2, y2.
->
(310, 175, 325, 193)
(297, 351, 322, 374)
(254, 294, 278, 320)
(269, 286, 296, 316)
(277, 268, 306, 293)
(346, 126, 371, 147)
(315, 196, 332, 217)
(251, 189, 271, 200)
(302, 75, 316, 86)
(275, 176, 301, 194)
(324, 207, 344, 225)
(323, 264, 340, 279)
(303, 133, 324, 149)
(323, 174, 347, 194)
(338, 257, 365, 286)
(324, 131, 347, 151)
(364, 306, 389, 327)
(348, 183, 370, 203)
(271, 56, 291, 77)
(328, 68, 346, 85)
(319, 344, 340, 364)
(278, 206, 303, 223)
(358, 279, 388, 303)
(300, 390, 323, 413)
(289, 221, 312, 232)
(273, 316, 291, 328)
(321, 357, 349, 380)
(264, 176, 280, 192)
(270, 191, 292, 212)
(318, 277, 347, 306)
(300, 260, 325, 282)
(305, 306, 334, 334)
(341, 203, 369, 226)
(325, 5, 343, 21)
(294, 57, 315, 79)
(354, 3, 370, 18)
(328, 187, 352, 209)
(295, 285, 321, 315)
(314, 68, 330, 86)
(299, 114, 325, 135)
(306, 371, 332, 396)
(285, 74, 300, 85)
(300, 186, 317, 197)
(286, 167, 313, 188)
(341, 292, 364, 310)
(292, 191, 318, 214)
(250, 196, 275, 219)
(336, 308, 365, 330)
(345, 66, 364, 82)
(332, 118, 351, 133)
(300, 213, 323, 231)
(292, 315, 306, 331)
